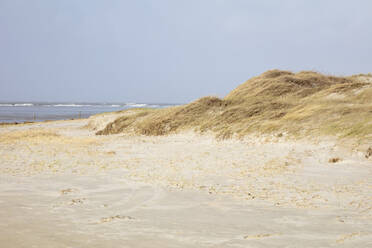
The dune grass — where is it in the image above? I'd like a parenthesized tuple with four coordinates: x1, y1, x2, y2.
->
(96, 70, 372, 142)
(0, 128, 99, 146)
(0, 129, 60, 143)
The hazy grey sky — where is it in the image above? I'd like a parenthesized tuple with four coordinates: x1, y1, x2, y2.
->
(1, 0, 371, 103)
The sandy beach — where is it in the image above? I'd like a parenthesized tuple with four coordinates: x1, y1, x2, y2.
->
(2, 0, 372, 246)
(0, 116, 371, 247)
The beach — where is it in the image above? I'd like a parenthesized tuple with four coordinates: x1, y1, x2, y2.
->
(2, 0, 372, 246)
(0, 117, 371, 247)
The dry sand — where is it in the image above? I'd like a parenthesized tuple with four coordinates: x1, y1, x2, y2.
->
(0, 118, 371, 247)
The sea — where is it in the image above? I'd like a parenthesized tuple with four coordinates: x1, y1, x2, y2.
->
(0, 102, 178, 123)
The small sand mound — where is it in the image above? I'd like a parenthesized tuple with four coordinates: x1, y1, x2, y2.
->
(96, 109, 152, 135)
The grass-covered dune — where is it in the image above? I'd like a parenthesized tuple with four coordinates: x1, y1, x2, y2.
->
(96, 70, 372, 141)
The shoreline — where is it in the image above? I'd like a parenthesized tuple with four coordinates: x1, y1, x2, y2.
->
(0, 119, 78, 126)
(0, 102, 179, 125)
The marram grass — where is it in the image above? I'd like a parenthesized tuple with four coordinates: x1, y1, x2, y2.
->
(96, 70, 372, 142)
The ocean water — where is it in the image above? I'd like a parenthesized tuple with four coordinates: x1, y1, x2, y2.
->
(0, 102, 177, 123)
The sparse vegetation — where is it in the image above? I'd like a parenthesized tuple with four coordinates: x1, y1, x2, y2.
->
(0, 128, 98, 146)
(328, 158, 341, 163)
(0, 129, 59, 143)
(366, 147, 372, 159)
(96, 70, 372, 142)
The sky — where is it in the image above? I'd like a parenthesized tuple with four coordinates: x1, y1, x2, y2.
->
(0, 0, 371, 103)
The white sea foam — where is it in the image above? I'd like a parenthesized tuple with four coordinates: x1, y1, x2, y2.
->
(0, 103, 167, 108)
(14, 103, 34, 107)
(126, 103, 147, 107)
(54, 104, 89, 107)
(51, 104, 123, 108)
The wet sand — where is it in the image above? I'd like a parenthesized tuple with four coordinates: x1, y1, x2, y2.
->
(0, 118, 371, 247)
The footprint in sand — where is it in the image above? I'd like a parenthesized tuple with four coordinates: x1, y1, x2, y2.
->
(52, 189, 83, 208)
(69, 198, 86, 205)
(336, 232, 370, 244)
(243, 233, 281, 240)
(51, 197, 86, 209)
(98, 215, 135, 224)
(60, 188, 79, 195)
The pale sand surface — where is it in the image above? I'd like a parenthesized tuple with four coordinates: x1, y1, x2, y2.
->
(0, 118, 371, 247)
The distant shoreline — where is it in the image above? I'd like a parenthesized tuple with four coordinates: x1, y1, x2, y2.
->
(0, 121, 35, 126)
(0, 102, 178, 124)
(0, 119, 74, 126)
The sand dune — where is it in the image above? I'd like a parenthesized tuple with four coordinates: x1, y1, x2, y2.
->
(96, 70, 372, 143)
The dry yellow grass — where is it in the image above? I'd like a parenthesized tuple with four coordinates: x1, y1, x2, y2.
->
(0, 128, 98, 146)
(97, 70, 372, 142)
(0, 129, 60, 143)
